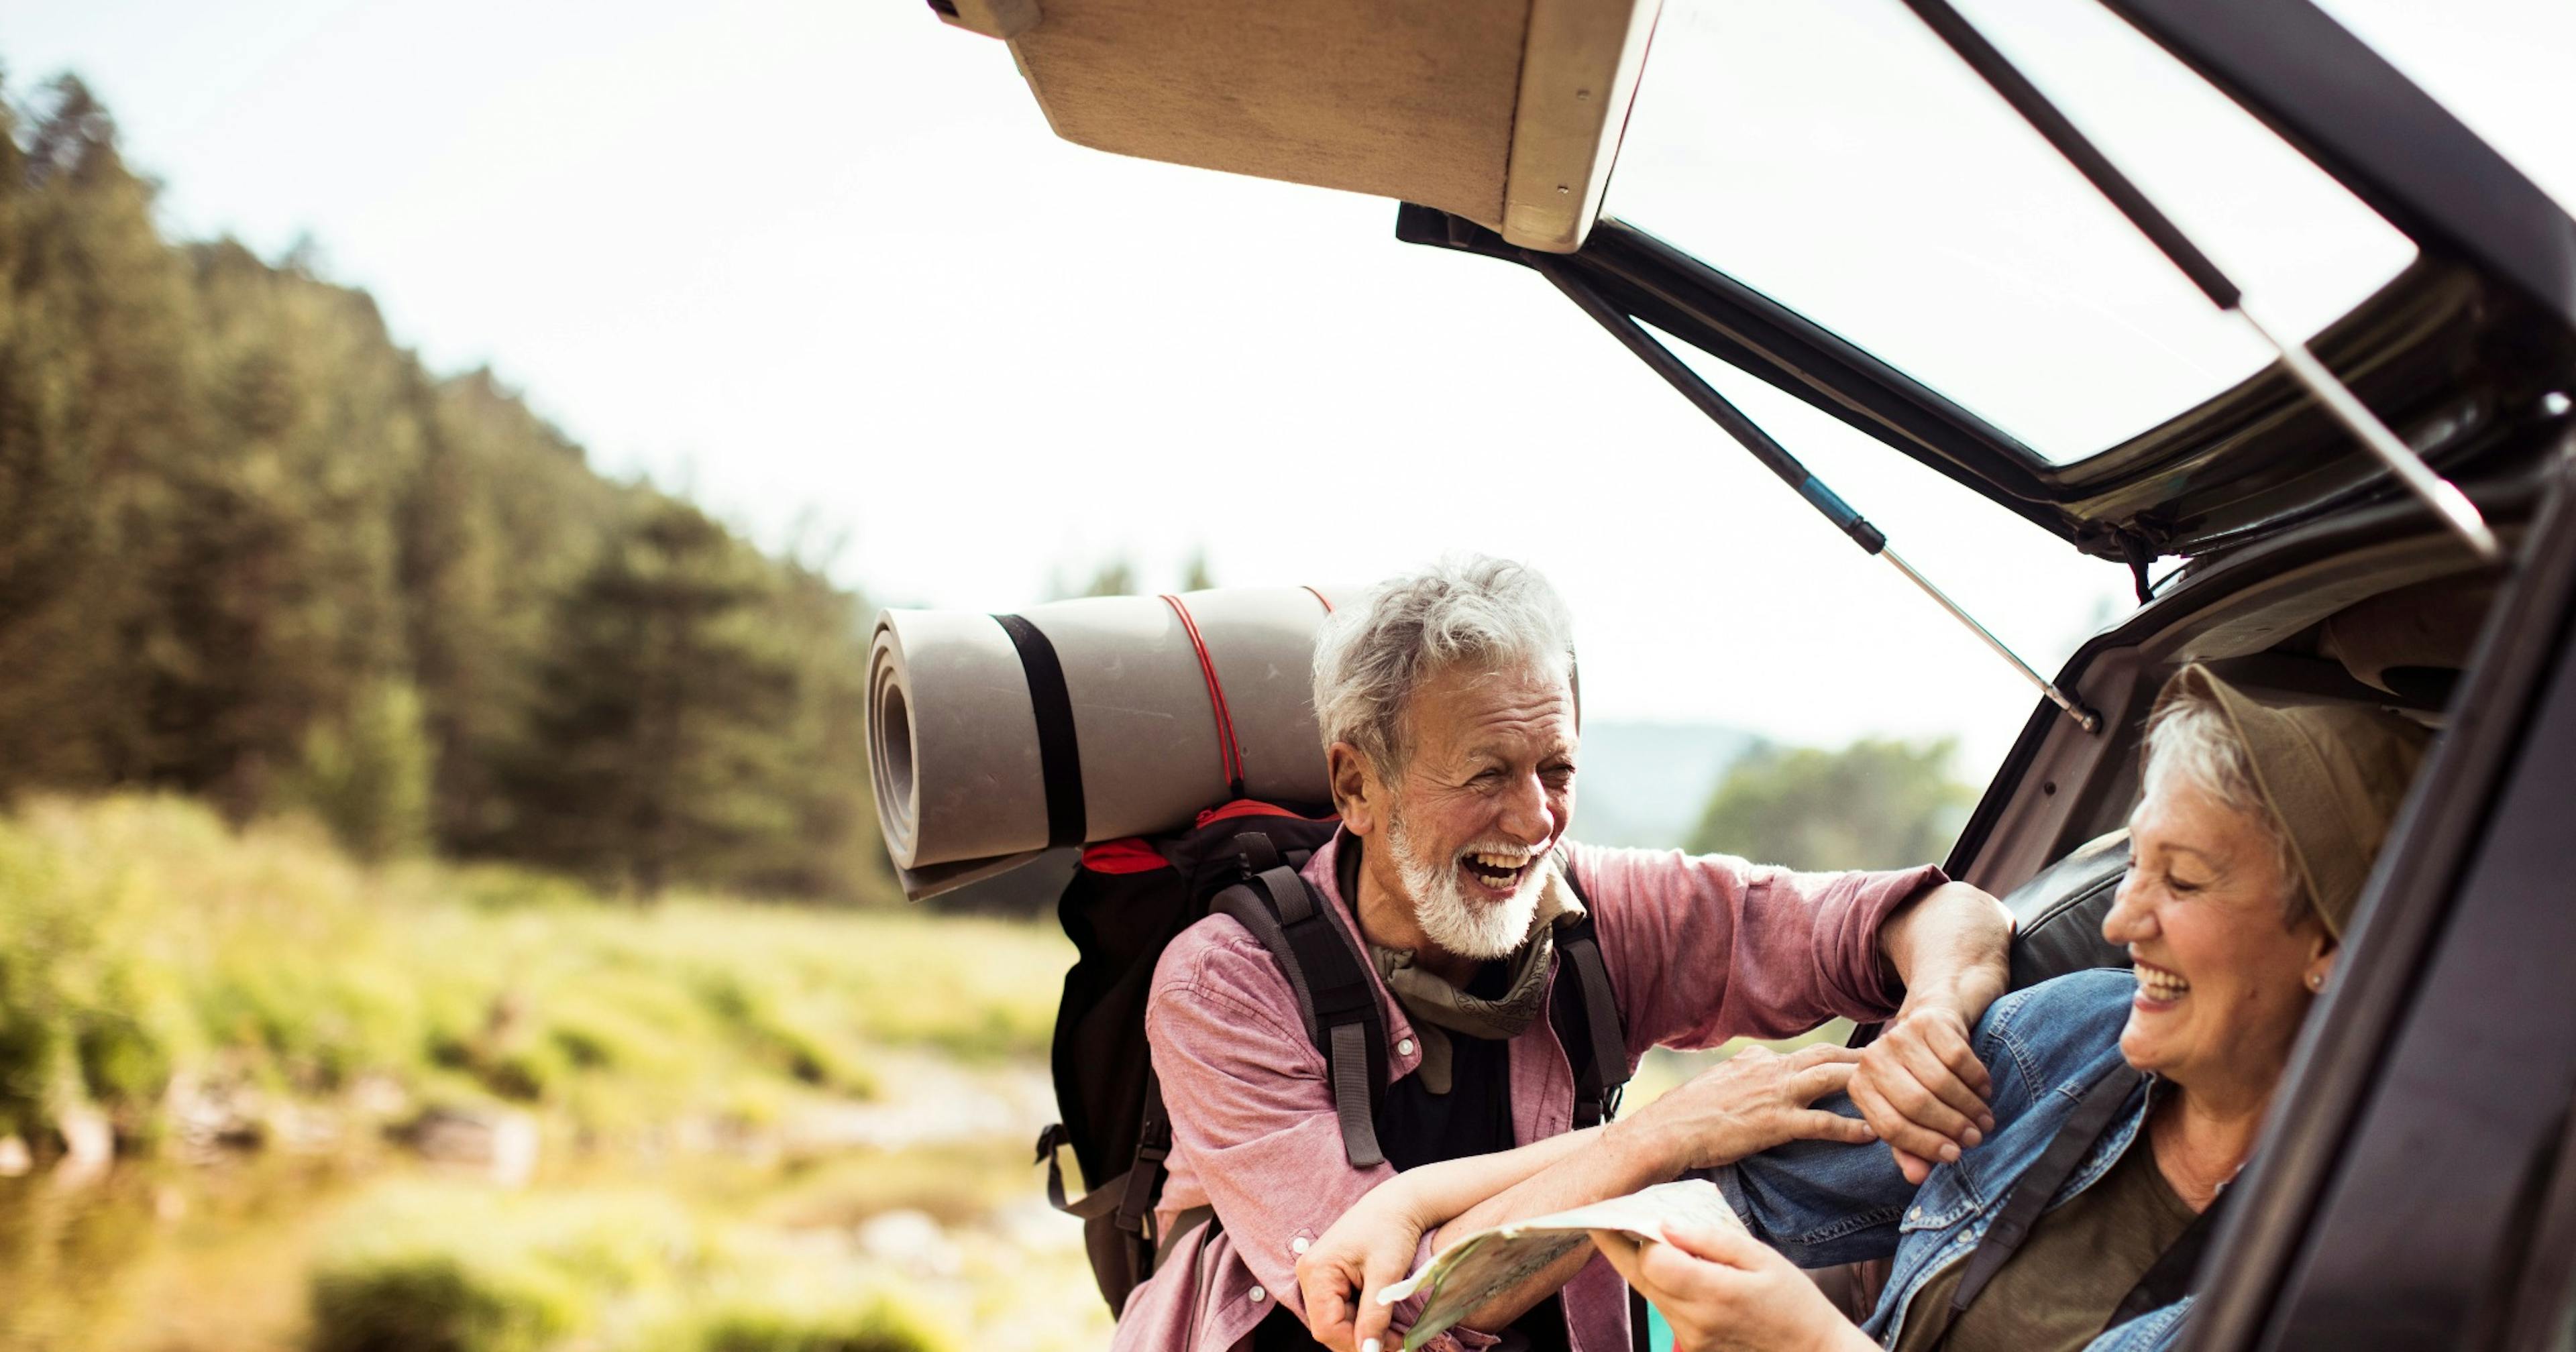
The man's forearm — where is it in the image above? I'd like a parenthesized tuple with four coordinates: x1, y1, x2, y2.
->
(1879, 880, 2010, 1019)
(1391, 1127, 1602, 1227)
(1432, 1109, 1690, 1333)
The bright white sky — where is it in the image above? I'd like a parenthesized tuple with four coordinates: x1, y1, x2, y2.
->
(5, 0, 2571, 784)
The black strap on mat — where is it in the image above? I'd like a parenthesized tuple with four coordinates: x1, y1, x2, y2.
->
(1951, 1062, 2145, 1315)
(992, 612, 1085, 848)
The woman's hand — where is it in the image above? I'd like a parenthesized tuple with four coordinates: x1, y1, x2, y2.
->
(1297, 1177, 1431, 1352)
(1589, 1223, 1876, 1352)
(1612, 1044, 1878, 1174)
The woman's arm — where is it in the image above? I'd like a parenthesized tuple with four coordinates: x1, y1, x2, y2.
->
(1591, 1221, 1877, 1352)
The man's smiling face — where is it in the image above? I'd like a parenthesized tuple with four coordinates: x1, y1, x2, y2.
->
(1365, 661, 1578, 961)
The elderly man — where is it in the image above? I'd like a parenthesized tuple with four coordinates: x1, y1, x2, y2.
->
(1114, 557, 2012, 1352)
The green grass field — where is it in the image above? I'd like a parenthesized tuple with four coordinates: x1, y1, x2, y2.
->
(0, 795, 1064, 1140)
(0, 795, 1096, 1352)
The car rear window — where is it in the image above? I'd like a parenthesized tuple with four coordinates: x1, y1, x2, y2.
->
(1603, 0, 2418, 463)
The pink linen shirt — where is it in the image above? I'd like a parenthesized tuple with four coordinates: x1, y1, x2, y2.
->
(1113, 833, 1943, 1352)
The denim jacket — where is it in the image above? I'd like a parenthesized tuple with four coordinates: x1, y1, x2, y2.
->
(1711, 968, 2194, 1352)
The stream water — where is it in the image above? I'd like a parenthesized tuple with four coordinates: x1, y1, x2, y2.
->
(0, 1056, 1104, 1352)
(0, 1153, 378, 1352)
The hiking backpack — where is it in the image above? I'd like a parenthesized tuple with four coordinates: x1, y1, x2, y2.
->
(1034, 800, 1634, 1315)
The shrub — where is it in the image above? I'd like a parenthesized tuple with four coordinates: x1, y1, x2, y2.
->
(687, 1298, 953, 1352)
(309, 1253, 586, 1352)
(288, 678, 435, 864)
(309, 1186, 700, 1352)
(657, 1241, 954, 1352)
(308, 1186, 960, 1352)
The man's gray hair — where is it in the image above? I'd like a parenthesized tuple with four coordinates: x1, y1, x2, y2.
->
(2139, 687, 2301, 921)
(1310, 555, 1576, 772)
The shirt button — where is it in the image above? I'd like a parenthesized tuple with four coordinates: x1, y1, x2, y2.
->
(1909, 1207, 1923, 1221)
(1249, 1286, 1268, 1304)
(1291, 1237, 1310, 1255)
(1397, 1039, 1415, 1057)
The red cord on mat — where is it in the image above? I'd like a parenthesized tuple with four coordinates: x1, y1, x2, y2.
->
(1161, 594, 1244, 791)
(1302, 585, 1333, 613)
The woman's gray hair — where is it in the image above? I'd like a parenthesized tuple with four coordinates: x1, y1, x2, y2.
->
(1311, 555, 1576, 773)
(2139, 686, 2302, 922)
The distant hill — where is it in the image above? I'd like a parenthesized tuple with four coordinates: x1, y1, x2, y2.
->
(1567, 720, 1759, 850)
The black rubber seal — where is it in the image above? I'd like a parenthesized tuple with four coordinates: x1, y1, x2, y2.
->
(994, 613, 1085, 848)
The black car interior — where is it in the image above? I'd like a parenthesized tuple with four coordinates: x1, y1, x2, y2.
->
(1989, 552, 2492, 997)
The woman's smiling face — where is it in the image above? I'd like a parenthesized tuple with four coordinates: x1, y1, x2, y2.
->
(2102, 777, 2333, 1101)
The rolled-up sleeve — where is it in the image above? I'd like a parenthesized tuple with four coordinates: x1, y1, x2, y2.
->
(1570, 843, 1945, 1052)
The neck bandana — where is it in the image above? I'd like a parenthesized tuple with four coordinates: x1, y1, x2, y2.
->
(1366, 854, 1585, 1094)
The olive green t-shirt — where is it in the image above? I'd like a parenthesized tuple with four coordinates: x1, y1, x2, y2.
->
(1891, 1139, 2201, 1352)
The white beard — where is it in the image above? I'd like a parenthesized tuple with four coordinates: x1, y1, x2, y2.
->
(1385, 803, 1547, 961)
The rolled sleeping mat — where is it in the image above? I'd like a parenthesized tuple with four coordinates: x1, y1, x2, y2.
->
(868, 585, 1339, 900)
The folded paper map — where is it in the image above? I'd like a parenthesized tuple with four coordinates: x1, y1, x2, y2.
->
(1377, 1179, 1746, 1350)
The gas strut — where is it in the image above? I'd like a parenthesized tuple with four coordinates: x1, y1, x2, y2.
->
(1532, 256, 2105, 734)
(1896, 0, 2503, 565)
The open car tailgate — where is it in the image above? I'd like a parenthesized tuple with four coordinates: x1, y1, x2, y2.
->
(930, 0, 1659, 253)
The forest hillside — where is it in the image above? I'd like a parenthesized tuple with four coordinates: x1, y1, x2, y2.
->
(0, 74, 887, 904)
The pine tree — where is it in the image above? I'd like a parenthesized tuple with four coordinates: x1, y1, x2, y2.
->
(508, 500, 802, 896)
(0, 76, 201, 793)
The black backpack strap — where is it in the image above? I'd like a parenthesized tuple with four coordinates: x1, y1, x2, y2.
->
(1036, 1121, 1159, 1229)
(1036, 1070, 1178, 1306)
(1036, 1122, 1086, 1215)
(1557, 917, 1629, 1129)
(1553, 858, 1631, 1129)
(1116, 1067, 1175, 1241)
(1212, 864, 1390, 1168)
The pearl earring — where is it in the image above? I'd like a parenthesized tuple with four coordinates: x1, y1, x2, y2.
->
(2306, 972, 2324, 991)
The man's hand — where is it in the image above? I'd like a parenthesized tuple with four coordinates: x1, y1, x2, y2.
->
(1590, 1223, 1876, 1352)
(1612, 1044, 1878, 1175)
(1296, 1180, 1431, 1352)
(1868, 879, 2010, 1184)
(1851, 1003, 1994, 1184)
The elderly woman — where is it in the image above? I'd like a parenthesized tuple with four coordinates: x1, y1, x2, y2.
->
(1299, 664, 2429, 1352)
